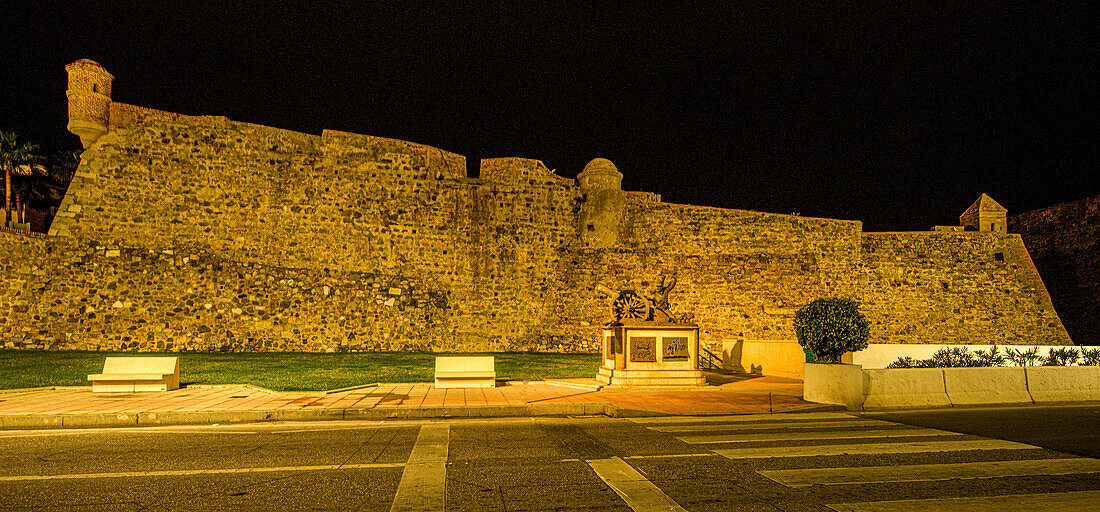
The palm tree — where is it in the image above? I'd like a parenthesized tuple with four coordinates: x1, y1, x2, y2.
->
(0, 131, 45, 228)
(49, 149, 82, 186)
(11, 165, 48, 225)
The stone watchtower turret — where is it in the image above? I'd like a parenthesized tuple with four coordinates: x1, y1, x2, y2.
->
(65, 59, 114, 148)
(577, 158, 626, 248)
(960, 193, 1007, 233)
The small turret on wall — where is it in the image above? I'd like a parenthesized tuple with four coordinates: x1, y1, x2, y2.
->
(65, 59, 114, 148)
(960, 193, 1008, 233)
(577, 158, 625, 248)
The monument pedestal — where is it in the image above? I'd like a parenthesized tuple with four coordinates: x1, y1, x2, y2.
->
(595, 322, 707, 387)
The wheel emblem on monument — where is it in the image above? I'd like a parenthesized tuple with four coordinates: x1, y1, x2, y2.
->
(612, 291, 651, 321)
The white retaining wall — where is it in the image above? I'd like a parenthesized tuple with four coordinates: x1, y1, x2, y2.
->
(942, 367, 1033, 406)
(1026, 366, 1100, 403)
(861, 368, 951, 409)
(803, 363, 863, 410)
(804, 363, 1100, 410)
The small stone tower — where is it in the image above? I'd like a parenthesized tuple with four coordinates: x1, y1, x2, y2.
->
(577, 158, 625, 248)
(65, 59, 114, 148)
(960, 193, 1007, 233)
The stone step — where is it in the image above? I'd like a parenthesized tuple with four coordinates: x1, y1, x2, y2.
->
(602, 376, 708, 387)
(600, 369, 706, 379)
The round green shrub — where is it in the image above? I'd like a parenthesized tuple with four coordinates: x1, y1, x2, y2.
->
(793, 297, 870, 363)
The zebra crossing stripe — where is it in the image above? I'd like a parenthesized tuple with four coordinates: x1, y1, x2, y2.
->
(676, 427, 960, 444)
(825, 490, 1100, 512)
(390, 424, 449, 512)
(760, 458, 1100, 487)
(652, 419, 893, 433)
(714, 438, 1036, 459)
(587, 457, 688, 512)
(628, 412, 855, 425)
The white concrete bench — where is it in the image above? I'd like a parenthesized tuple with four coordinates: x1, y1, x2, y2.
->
(434, 356, 496, 388)
(88, 357, 180, 392)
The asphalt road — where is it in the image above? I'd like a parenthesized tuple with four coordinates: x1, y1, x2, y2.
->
(864, 404, 1100, 458)
(0, 409, 1097, 511)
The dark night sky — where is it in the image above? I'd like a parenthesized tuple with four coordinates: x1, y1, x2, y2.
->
(1, 3, 1095, 231)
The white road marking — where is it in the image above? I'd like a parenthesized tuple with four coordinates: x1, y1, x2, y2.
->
(677, 427, 959, 444)
(651, 419, 893, 433)
(0, 421, 382, 438)
(714, 438, 1037, 459)
(587, 456, 688, 512)
(826, 490, 1100, 512)
(622, 453, 720, 460)
(0, 418, 546, 440)
(628, 412, 855, 425)
(0, 463, 403, 482)
(0, 430, 261, 438)
(0, 423, 393, 438)
(761, 458, 1100, 487)
(390, 423, 449, 512)
(271, 425, 390, 433)
(0, 425, 269, 436)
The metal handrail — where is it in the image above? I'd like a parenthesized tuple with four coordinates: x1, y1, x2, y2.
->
(698, 347, 723, 370)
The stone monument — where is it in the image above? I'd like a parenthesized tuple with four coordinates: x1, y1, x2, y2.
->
(595, 276, 707, 387)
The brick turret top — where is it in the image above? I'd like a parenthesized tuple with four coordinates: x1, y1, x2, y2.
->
(577, 158, 623, 193)
(579, 158, 620, 178)
(65, 59, 114, 78)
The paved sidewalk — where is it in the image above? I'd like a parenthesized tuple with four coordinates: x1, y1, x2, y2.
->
(0, 374, 829, 429)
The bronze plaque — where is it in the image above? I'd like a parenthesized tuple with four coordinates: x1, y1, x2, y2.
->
(663, 337, 689, 359)
(630, 336, 656, 362)
(605, 336, 614, 358)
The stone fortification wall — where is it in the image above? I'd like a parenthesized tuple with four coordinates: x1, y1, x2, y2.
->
(0, 232, 49, 348)
(1010, 195, 1100, 344)
(856, 232, 1069, 346)
(583, 201, 864, 346)
(0, 88, 1074, 351)
(563, 202, 1070, 348)
(2, 232, 450, 351)
(25, 108, 587, 351)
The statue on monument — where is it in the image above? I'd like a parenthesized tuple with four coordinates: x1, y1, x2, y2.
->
(597, 274, 691, 324)
(594, 274, 706, 386)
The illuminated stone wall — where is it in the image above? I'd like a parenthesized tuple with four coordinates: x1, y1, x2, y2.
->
(855, 232, 1066, 345)
(0, 84, 1074, 351)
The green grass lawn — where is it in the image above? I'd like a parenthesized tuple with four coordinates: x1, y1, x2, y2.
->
(0, 351, 602, 392)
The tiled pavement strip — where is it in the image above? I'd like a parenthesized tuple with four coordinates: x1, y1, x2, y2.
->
(0, 375, 825, 428)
